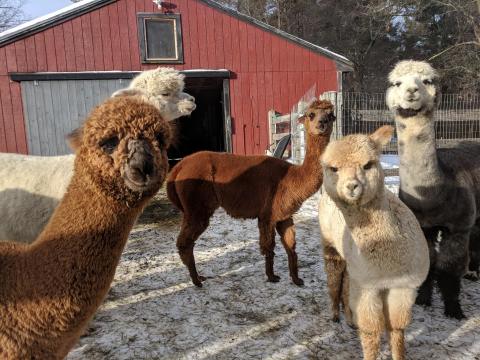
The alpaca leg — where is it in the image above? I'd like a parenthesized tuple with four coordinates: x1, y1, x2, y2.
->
(276, 218, 303, 286)
(259, 219, 278, 282)
(384, 288, 416, 360)
(350, 280, 383, 360)
(416, 227, 437, 306)
(177, 213, 213, 287)
(323, 244, 346, 322)
(466, 225, 480, 281)
(436, 230, 469, 319)
(341, 269, 353, 326)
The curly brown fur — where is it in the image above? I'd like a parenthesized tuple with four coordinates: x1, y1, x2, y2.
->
(168, 100, 335, 286)
(0, 97, 171, 359)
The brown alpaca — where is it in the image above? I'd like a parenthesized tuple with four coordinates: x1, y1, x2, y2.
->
(167, 100, 335, 287)
(0, 97, 172, 359)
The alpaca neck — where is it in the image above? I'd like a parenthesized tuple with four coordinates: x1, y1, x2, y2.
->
(395, 112, 446, 208)
(284, 132, 329, 200)
(23, 169, 144, 326)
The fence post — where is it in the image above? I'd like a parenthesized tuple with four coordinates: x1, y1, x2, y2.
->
(267, 109, 276, 154)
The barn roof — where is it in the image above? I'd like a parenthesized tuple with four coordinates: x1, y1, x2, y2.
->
(0, 0, 353, 70)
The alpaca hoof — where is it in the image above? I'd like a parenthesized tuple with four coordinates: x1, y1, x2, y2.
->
(444, 305, 466, 320)
(193, 275, 206, 287)
(415, 293, 431, 307)
(464, 270, 479, 282)
(292, 277, 304, 286)
(267, 275, 281, 283)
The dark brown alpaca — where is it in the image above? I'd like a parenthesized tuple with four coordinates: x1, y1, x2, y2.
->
(167, 100, 335, 287)
(0, 97, 172, 359)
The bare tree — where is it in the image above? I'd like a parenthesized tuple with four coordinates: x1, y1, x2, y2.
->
(0, 0, 26, 31)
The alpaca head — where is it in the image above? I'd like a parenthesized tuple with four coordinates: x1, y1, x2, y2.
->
(321, 125, 394, 206)
(386, 60, 439, 117)
(67, 97, 172, 204)
(299, 99, 336, 136)
(112, 67, 196, 121)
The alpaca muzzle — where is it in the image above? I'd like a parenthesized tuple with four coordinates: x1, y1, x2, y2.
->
(124, 139, 158, 192)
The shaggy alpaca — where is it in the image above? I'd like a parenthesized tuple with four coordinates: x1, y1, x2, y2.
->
(318, 125, 429, 360)
(168, 100, 335, 286)
(0, 67, 195, 244)
(0, 96, 172, 359)
(386, 60, 480, 319)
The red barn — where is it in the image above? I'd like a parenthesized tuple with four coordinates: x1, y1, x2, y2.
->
(0, 0, 352, 157)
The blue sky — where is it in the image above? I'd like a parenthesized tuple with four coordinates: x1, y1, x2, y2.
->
(23, 0, 73, 19)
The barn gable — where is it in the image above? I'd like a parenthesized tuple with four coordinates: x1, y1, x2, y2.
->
(0, 0, 352, 155)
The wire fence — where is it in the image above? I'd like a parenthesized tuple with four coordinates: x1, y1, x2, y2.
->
(268, 91, 480, 161)
(322, 92, 480, 153)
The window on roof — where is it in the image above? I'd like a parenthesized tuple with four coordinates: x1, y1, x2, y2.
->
(137, 13, 184, 64)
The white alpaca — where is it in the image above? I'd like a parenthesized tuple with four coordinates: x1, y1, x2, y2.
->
(318, 126, 429, 360)
(0, 67, 195, 243)
(112, 67, 196, 121)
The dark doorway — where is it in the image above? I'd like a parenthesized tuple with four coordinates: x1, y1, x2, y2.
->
(168, 77, 227, 164)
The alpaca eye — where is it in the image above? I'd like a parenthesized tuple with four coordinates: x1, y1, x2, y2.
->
(363, 161, 375, 170)
(330, 166, 338, 173)
(161, 93, 170, 97)
(394, 81, 401, 87)
(423, 79, 432, 85)
(309, 112, 315, 119)
(99, 137, 119, 154)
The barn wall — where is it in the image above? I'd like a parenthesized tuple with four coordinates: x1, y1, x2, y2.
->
(21, 79, 126, 155)
(0, 0, 338, 155)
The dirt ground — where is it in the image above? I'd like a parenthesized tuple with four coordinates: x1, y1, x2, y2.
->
(68, 187, 480, 360)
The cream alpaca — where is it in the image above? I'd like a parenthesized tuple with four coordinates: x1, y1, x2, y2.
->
(318, 126, 429, 360)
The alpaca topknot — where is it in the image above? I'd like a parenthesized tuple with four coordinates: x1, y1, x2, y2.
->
(388, 60, 438, 83)
(129, 67, 186, 95)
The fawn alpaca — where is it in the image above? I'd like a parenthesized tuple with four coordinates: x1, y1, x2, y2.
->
(319, 126, 429, 360)
(168, 100, 335, 286)
(0, 97, 172, 359)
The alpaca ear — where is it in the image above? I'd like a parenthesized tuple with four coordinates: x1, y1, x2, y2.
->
(66, 127, 84, 152)
(370, 125, 394, 148)
(111, 88, 144, 98)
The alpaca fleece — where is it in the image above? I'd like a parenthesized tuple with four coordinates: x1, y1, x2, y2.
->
(167, 100, 335, 287)
(0, 96, 171, 359)
(319, 126, 429, 360)
(387, 60, 480, 319)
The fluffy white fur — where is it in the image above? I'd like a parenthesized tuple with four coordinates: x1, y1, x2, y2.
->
(0, 154, 74, 242)
(386, 60, 438, 113)
(112, 67, 196, 121)
(318, 126, 429, 360)
(0, 67, 195, 243)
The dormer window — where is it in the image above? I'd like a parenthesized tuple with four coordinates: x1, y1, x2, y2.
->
(137, 13, 184, 64)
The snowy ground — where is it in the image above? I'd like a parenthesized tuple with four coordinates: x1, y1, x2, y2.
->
(68, 163, 480, 360)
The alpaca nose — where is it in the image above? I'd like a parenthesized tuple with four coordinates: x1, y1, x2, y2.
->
(346, 181, 359, 192)
(127, 140, 154, 181)
(407, 85, 418, 94)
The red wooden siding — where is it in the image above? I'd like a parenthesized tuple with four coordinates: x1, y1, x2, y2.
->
(0, 0, 339, 155)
